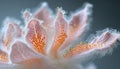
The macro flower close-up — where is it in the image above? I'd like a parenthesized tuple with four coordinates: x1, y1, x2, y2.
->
(0, 1, 120, 69)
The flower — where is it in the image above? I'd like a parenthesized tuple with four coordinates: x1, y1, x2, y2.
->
(0, 2, 119, 69)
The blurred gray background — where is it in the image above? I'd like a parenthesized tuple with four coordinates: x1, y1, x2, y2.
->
(0, 0, 119, 69)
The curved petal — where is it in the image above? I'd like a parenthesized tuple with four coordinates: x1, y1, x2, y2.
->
(22, 9, 32, 21)
(2, 19, 22, 48)
(50, 9, 68, 58)
(26, 19, 47, 55)
(0, 49, 8, 64)
(10, 41, 40, 63)
(64, 29, 120, 59)
(59, 3, 92, 51)
(33, 3, 53, 27)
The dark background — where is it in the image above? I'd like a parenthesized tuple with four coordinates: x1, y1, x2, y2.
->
(0, 0, 120, 69)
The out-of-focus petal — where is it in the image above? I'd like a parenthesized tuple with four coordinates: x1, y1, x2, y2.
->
(2, 19, 22, 48)
(17, 58, 53, 69)
(10, 41, 40, 64)
(33, 3, 53, 28)
(64, 30, 120, 59)
(50, 9, 68, 58)
(22, 9, 32, 21)
(84, 63, 97, 69)
(26, 19, 47, 55)
(59, 3, 92, 51)
(0, 49, 8, 64)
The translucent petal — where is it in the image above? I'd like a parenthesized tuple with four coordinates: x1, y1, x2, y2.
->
(64, 30, 120, 60)
(33, 3, 53, 27)
(2, 19, 22, 48)
(59, 3, 92, 51)
(0, 49, 8, 64)
(26, 19, 47, 55)
(10, 41, 40, 63)
(50, 9, 68, 58)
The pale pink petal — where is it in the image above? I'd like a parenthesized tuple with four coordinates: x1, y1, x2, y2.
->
(33, 3, 53, 27)
(59, 3, 92, 51)
(50, 9, 68, 58)
(10, 41, 40, 63)
(64, 29, 120, 59)
(2, 19, 22, 48)
(22, 9, 32, 21)
(26, 18, 47, 55)
(0, 49, 8, 64)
